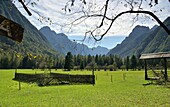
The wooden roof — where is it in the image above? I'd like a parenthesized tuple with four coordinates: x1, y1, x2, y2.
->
(140, 52, 170, 59)
(0, 15, 24, 42)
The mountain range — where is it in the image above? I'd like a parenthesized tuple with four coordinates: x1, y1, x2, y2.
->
(107, 17, 170, 57)
(0, 0, 108, 56)
(1, 0, 170, 58)
(68, 35, 126, 49)
(39, 26, 109, 55)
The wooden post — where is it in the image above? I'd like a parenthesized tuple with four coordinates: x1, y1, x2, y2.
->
(164, 58, 168, 81)
(14, 69, 17, 79)
(19, 81, 21, 90)
(123, 73, 126, 80)
(144, 59, 148, 80)
(92, 64, 95, 86)
(69, 74, 72, 85)
(15, 69, 17, 73)
(111, 75, 112, 82)
(49, 68, 51, 73)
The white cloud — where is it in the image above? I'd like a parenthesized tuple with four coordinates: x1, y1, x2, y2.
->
(14, 0, 170, 37)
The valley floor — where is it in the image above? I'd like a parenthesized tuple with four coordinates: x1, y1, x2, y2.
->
(0, 69, 170, 107)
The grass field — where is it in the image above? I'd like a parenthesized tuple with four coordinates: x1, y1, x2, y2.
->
(0, 69, 170, 107)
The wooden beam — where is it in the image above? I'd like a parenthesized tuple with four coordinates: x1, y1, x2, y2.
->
(144, 59, 149, 80)
(140, 52, 170, 59)
(164, 58, 168, 81)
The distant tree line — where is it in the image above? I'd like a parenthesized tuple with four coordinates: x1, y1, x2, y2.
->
(64, 52, 145, 71)
(0, 52, 65, 69)
(64, 52, 170, 71)
(0, 52, 169, 71)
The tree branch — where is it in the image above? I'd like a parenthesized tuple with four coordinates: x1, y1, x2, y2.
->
(18, 0, 32, 16)
(98, 0, 109, 28)
(89, 10, 170, 41)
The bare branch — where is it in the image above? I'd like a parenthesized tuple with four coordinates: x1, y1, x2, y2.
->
(98, 0, 109, 28)
(88, 10, 170, 41)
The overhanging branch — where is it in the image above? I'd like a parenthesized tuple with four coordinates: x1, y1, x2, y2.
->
(18, 0, 32, 16)
(90, 10, 170, 41)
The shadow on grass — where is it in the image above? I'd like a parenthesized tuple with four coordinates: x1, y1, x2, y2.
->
(142, 80, 170, 88)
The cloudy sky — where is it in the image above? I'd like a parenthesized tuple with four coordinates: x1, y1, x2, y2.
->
(14, 0, 170, 49)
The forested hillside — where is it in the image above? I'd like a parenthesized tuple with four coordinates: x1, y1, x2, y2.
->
(0, 0, 60, 56)
(139, 17, 170, 54)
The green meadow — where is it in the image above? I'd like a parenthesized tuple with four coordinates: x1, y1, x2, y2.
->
(0, 69, 170, 107)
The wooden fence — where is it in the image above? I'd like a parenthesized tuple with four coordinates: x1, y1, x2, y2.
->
(14, 72, 95, 86)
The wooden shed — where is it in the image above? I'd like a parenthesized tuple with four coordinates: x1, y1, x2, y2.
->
(140, 52, 170, 81)
(0, 15, 24, 42)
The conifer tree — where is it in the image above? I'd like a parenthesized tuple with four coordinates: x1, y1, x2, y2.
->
(130, 55, 137, 70)
(64, 52, 74, 71)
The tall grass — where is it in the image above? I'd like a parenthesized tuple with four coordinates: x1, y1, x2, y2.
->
(0, 69, 170, 107)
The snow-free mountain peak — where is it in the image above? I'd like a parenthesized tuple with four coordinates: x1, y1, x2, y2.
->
(40, 26, 109, 55)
